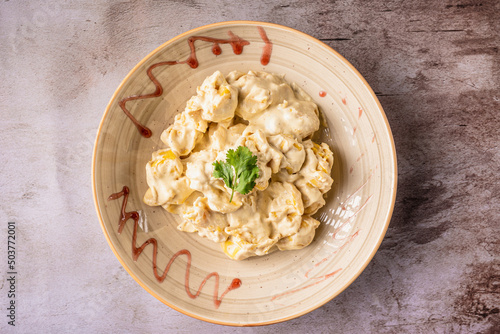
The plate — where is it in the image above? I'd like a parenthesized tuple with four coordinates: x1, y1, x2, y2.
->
(92, 21, 397, 326)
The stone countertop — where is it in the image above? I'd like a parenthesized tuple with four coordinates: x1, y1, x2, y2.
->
(1, 1, 499, 333)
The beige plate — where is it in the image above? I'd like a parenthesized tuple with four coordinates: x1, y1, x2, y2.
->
(92, 21, 397, 326)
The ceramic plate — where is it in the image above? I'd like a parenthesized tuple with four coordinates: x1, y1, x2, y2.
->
(92, 21, 397, 326)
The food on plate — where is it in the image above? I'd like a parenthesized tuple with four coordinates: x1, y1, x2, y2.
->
(143, 70, 334, 260)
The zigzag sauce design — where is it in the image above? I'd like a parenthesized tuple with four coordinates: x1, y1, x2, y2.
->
(118, 31, 250, 138)
(108, 186, 242, 308)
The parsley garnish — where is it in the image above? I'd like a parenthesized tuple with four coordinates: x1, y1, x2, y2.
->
(212, 146, 260, 202)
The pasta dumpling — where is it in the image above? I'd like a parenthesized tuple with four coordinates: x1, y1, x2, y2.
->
(144, 71, 334, 260)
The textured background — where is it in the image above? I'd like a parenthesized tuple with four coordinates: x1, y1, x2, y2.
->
(1, 1, 499, 333)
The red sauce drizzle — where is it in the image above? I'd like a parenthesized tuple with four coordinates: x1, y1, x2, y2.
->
(212, 43, 222, 55)
(108, 186, 242, 308)
(358, 107, 363, 119)
(185, 32, 249, 68)
(118, 31, 250, 137)
(342, 97, 347, 105)
(319, 91, 327, 97)
(257, 26, 272, 65)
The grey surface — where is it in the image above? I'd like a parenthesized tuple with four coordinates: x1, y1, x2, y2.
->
(1, 1, 499, 333)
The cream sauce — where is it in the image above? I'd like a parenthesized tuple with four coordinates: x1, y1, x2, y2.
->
(144, 70, 334, 260)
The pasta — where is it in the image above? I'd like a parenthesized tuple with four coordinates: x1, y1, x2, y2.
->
(144, 70, 334, 260)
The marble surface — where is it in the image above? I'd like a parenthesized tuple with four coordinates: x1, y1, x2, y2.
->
(1, 1, 499, 333)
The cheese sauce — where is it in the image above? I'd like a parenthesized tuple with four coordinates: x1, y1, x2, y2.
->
(144, 70, 334, 260)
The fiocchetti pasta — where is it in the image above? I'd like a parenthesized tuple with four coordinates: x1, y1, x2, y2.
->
(143, 70, 334, 260)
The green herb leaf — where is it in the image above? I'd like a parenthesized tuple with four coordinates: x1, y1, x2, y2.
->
(213, 160, 234, 189)
(212, 146, 260, 202)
